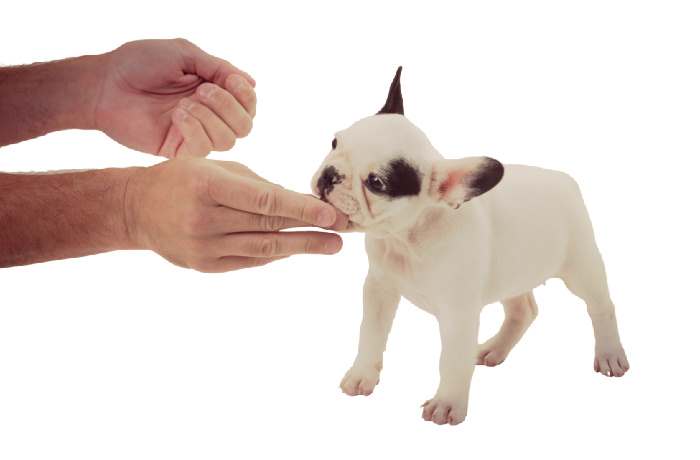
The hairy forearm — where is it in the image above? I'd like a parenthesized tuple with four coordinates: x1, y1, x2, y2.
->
(0, 168, 140, 267)
(0, 54, 105, 147)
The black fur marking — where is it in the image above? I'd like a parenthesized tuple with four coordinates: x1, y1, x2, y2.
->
(376, 66, 404, 115)
(470, 158, 504, 198)
(317, 165, 343, 199)
(367, 158, 422, 198)
(332, 138, 337, 149)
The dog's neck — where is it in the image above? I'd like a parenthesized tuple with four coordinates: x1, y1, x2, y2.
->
(365, 203, 459, 254)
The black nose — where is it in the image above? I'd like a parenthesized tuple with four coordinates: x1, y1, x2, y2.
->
(317, 166, 342, 198)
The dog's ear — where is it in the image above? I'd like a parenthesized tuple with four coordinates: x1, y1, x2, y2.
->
(429, 157, 504, 209)
(377, 66, 404, 115)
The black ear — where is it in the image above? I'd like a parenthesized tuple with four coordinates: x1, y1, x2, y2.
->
(377, 66, 404, 115)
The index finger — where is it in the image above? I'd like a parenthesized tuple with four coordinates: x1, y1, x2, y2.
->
(208, 171, 337, 227)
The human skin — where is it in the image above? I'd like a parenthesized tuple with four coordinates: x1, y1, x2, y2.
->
(0, 159, 346, 270)
(0, 38, 257, 155)
(0, 39, 346, 270)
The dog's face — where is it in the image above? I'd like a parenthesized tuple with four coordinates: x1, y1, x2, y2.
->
(311, 67, 504, 234)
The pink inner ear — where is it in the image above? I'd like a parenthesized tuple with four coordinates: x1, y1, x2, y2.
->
(439, 171, 469, 197)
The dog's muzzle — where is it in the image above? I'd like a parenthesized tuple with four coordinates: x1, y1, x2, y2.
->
(317, 165, 343, 201)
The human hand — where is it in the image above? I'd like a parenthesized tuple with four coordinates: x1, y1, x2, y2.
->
(94, 39, 256, 157)
(125, 158, 348, 272)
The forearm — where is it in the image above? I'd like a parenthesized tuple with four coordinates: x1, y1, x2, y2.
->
(0, 54, 105, 147)
(0, 167, 141, 267)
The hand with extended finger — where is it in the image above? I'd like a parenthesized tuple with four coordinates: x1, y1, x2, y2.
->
(125, 158, 349, 272)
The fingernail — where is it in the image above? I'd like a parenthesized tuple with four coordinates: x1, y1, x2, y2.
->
(174, 107, 188, 121)
(198, 84, 215, 99)
(179, 98, 194, 111)
(324, 237, 342, 254)
(227, 74, 247, 91)
(316, 207, 336, 227)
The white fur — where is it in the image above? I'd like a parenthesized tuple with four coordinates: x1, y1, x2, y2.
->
(312, 114, 629, 426)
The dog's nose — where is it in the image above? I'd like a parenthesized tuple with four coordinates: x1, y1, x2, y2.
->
(317, 166, 342, 199)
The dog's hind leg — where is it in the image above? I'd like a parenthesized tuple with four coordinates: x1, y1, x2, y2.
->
(560, 236, 629, 377)
(477, 292, 538, 366)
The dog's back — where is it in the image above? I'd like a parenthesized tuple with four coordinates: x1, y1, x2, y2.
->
(476, 164, 594, 300)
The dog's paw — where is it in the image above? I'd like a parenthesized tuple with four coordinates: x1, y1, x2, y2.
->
(476, 340, 509, 367)
(421, 398, 467, 426)
(594, 344, 630, 377)
(339, 366, 380, 396)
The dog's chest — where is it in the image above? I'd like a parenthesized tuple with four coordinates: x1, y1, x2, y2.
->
(367, 237, 442, 314)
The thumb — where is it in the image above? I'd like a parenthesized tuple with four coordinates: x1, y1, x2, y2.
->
(178, 39, 256, 88)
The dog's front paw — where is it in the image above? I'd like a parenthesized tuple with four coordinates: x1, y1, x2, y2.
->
(594, 344, 630, 377)
(339, 366, 380, 396)
(421, 398, 468, 426)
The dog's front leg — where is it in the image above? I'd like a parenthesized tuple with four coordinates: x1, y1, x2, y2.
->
(422, 305, 480, 425)
(340, 272, 400, 396)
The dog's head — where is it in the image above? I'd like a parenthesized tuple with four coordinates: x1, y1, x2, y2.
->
(311, 67, 504, 234)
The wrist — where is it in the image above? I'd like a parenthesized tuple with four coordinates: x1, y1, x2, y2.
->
(55, 53, 109, 131)
(121, 166, 151, 251)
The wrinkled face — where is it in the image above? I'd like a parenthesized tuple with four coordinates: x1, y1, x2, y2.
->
(311, 115, 438, 232)
(311, 67, 505, 234)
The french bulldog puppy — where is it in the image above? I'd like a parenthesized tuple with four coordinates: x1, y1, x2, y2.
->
(311, 67, 629, 426)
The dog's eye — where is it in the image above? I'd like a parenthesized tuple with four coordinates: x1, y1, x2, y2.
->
(332, 138, 337, 149)
(366, 173, 386, 193)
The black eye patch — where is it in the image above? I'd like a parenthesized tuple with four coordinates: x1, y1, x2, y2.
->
(372, 158, 422, 198)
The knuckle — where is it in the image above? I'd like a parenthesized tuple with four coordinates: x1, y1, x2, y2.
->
(299, 200, 313, 223)
(174, 37, 194, 48)
(261, 215, 285, 232)
(304, 237, 320, 254)
(258, 237, 279, 257)
(255, 189, 279, 215)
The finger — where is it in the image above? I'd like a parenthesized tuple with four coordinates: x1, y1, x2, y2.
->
(225, 74, 257, 117)
(177, 38, 256, 87)
(195, 83, 253, 137)
(172, 107, 213, 157)
(180, 98, 237, 151)
(196, 255, 286, 273)
(329, 210, 350, 231)
(302, 193, 349, 231)
(207, 172, 338, 227)
(210, 207, 312, 233)
(218, 231, 343, 257)
(158, 124, 184, 158)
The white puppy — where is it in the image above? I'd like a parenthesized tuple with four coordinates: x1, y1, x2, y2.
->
(311, 68, 629, 426)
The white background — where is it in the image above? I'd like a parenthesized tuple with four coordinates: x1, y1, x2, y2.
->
(1, 1, 699, 458)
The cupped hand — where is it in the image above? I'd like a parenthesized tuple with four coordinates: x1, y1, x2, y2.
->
(125, 158, 349, 272)
(95, 39, 256, 157)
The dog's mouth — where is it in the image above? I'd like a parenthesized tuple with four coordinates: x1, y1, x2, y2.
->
(324, 189, 360, 217)
(316, 187, 364, 232)
(314, 167, 370, 231)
